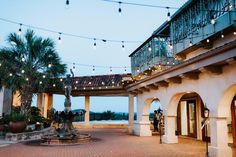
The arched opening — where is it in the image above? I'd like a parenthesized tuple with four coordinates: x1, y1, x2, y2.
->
(230, 95, 236, 147)
(142, 97, 163, 136)
(176, 92, 205, 140)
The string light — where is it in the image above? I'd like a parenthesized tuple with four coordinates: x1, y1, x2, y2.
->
(21, 70, 25, 74)
(169, 42, 173, 49)
(75, 80, 78, 84)
(21, 57, 25, 62)
(110, 67, 113, 74)
(92, 65, 95, 73)
(189, 40, 193, 46)
(118, 1, 122, 16)
(167, 7, 171, 21)
(48, 63, 52, 68)
(9, 73, 12, 77)
(39, 81, 42, 84)
(26, 78, 29, 81)
(221, 33, 224, 38)
(206, 39, 210, 43)
(43, 75, 46, 78)
(72, 63, 76, 72)
(53, 84, 56, 87)
(93, 38, 97, 49)
(124, 66, 127, 74)
(148, 44, 152, 51)
(18, 23, 22, 35)
(60, 78, 63, 82)
(234, 31, 236, 35)
(122, 41, 125, 51)
(58, 32, 62, 43)
(210, 15, 216, 25)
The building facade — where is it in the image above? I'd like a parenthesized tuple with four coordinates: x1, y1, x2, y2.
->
(127, 0, 236, 157)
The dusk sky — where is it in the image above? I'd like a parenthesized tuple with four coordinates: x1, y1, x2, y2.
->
(0, 0, 187, 112)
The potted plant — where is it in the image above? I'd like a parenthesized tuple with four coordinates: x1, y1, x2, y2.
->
(8, 107, 27, 133)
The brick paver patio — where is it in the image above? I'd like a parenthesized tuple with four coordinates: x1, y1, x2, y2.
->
(0, 128, 235, 157)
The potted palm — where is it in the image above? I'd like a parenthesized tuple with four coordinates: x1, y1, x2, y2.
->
(8, 107, 27, 133)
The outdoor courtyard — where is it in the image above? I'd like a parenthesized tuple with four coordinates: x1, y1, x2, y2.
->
(1, 128, 235, 157)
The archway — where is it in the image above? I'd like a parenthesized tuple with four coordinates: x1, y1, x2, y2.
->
(218, 84, 236, 147)
(143, 97, 162, 135)
(176, 92, 205, 140)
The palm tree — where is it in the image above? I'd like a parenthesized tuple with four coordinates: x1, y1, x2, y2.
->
(0, 29, 66, 114)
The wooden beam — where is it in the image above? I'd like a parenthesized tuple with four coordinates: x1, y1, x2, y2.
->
(226, 58, 236, 65)
(155, 81, 168, 87)
(134, 89, 143, 94)
(203, 65, 223, 75)
(139, 87, 150, 92)
(147, 84, 159, 90)
(180, 71, 200, 80)
(167, 76, 182, 84)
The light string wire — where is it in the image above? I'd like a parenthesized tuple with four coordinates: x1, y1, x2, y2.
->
(100, 0, 179, 9)
(0, 17, 142, 44)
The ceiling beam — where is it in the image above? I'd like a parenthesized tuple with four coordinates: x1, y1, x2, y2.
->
(155, 81, 168, 87)
(180, 71, 200, 80)
(147, 84, 159, 90)
(139, 87, 150, 92)
(167, 76, 182, 84)
(200, 65, 223, 75)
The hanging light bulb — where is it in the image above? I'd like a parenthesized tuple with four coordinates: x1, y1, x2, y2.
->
(189, 40, 193, 46)
(9, 73, 12, 77)
(60, 78, 63, 82)
(166, 7, 171, 21)
(65, 0, 70, 9)
(75, 80, 78, 84)
(26, 78, 29, 81)
(39, 81, 42, 84)
(118, 1, 122, 16)
(148, 44, 152, 52)
(206, 39, 210, 43)
(18, 23, 22, 35)
(21, 57, 25, 62)
(72, 63, 76, 72)
(124, 66, 127, 74)
(21, 70, 25, 74)
(221, 33, 224, 38)
(109, 67, 113, 74)
(58, 32, 62, 44)
(93, 38, 97, 49)
(137, 68, 140, 73)
(75, 87, 77, 90)
(210, 15, 216, 25)
(122, 41, 125, 51)
(53, 84, 56, 87)
(234, 31, 236, 35)
(92, 65, 95, 73)
(48, 63, 52, 68)
(0, 63, 2, 66)
(43, 75, 46, 78)
(169, 42, 173, 49)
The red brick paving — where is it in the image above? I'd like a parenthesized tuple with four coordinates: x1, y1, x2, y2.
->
(0, 128, 235, 157)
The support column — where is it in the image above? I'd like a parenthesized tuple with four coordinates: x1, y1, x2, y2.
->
(37, 93, 43, 114)
(162, 116, 178, 143)
(209, 117, 232, 157)
(42, 93, 48, 118)
(127, 94, 134, 134)
(85, 96, 90, 125)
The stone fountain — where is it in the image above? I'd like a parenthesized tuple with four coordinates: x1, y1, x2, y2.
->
(41, 73, 91, 145)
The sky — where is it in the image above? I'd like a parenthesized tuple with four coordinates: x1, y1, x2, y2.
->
(0, 0, 188, 112)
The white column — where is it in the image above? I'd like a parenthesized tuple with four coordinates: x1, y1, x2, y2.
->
(37, 93, 43, 114)
(127, 94, 134, 134)
(133, 96, 152, 136)
(209, 117, 232, 157)
(42, 93, 48, 118)
(0, 88, 4, 116)
(162, 116, 178, 143)
(85, 96, 90, 124)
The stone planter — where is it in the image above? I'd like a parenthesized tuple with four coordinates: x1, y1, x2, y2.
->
(9, 121, 27, 133)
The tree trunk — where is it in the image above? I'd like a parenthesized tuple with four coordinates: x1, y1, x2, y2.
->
(20, 85, 33, 115)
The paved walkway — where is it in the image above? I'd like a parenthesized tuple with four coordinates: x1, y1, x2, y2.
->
(0, 128, 235, 157)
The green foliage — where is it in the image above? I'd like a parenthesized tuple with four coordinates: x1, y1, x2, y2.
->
(28, 106, 44, 124)
(7, 107, 26, 122)
(0, 29, 67, 114)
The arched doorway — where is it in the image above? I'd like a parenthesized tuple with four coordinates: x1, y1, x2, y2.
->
(176, 92, 205, 140)
(149, 98, 162, 133)
(230, 96, 236, 147)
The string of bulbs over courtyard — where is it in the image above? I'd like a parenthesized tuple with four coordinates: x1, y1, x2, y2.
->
(1, 0, 236, 75)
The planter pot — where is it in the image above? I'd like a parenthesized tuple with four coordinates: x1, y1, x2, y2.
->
(9, 121, 27, 133)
